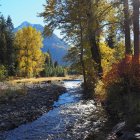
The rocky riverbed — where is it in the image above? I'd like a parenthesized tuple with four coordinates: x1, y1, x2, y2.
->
(0, 82, 66, 132)
(0, 80, 108, 140)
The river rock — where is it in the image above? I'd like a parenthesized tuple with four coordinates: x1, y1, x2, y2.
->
(111, 122, 140, 140)
(135, 124, 140, 133)
(0, 121, 15, 130)
(0, 83, 66, 131)
(112, 122, 125, 136)
(119, 132, 139, 140)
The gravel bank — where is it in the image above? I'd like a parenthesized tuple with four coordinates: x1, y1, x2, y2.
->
(0, 82, 66, 132)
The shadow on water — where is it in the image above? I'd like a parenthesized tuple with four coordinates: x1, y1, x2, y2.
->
(0, 80, 110, 140)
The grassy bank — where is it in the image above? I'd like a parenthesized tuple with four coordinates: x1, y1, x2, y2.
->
(0, 75, 81, 106)
(7, 75, 81, 84)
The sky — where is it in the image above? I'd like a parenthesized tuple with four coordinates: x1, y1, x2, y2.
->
(0, 0, 61, 38)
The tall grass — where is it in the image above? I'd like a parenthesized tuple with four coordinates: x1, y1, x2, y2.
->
(0, 82, 27, 103)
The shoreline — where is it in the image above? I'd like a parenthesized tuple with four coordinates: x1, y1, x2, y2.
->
(0, 81, 66, 132)
(8, 76, 80, 83)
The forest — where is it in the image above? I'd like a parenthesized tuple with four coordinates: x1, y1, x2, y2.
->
(0, 0, 140, 139)
(40, 0, 140, 132)
(0, 16, 66, 79)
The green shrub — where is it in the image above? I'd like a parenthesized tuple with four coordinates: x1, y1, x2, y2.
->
(0, 65, 8, 81)
(105, 77, 140, 128)
(40, 65, 66, 77)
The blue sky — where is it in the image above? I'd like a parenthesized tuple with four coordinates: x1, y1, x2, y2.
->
(0, 0, 61, 38)
(1, 0, 45, 26)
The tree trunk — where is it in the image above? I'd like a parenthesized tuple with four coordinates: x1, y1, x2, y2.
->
(123, 0, 131, 56)
(87, 0, 103, 77)
(79, 36, 87, 89)
(90, 34, 102, 77)
(78, 0, 87, 88)
(133, 0, 140, 64)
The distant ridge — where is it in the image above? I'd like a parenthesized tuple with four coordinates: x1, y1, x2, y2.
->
(14, 21, 69, 65)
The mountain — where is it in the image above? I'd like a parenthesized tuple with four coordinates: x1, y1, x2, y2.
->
(14, 21, 69, 65)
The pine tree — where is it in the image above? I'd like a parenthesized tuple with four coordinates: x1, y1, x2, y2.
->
(0, 16, 7, 65)
(47, 49, 53, 66)
(6, 16, 15, 75)
(54, 61, 58, 68)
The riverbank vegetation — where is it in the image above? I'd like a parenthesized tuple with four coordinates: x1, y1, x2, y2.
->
(0, 16, 66, 80)
(0, 75, 76, 106)
(0, 0, 140, 136)
(0, 12, 68, 119)
(40, 0, 140, 130)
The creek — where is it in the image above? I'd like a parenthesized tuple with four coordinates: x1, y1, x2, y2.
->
(1, 80, 106, 140)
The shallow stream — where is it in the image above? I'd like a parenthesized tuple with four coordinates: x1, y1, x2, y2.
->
(1, 80, 106, 140)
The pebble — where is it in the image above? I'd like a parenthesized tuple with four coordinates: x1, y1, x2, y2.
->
(0, 84, 66, 131)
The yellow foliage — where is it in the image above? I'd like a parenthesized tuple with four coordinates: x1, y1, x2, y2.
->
(99, 42, 125, 76)
(14, 26, 45, 77)
(95, 80, 106, 100)
(100, 42, 115, 76)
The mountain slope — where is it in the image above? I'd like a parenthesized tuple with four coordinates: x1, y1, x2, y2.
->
(14, 21, 69, 65)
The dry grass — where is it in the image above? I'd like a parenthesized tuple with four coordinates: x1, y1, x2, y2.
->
(0, 75, 81, 103)
(0, 82, 27, 103)
(8, 75, 80, 84)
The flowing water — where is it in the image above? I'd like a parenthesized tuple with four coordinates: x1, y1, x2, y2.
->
(0, 80, 106, 140)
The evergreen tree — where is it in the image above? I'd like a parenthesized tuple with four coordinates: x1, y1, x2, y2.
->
(47, 49, 53, 66)
(44, 52, 50, 64)
(0, 16, 7, 65)
(0, 15, 15, 76)
(41, 51, 66, 77)
(54, 61, 58, 68)
(6, 16, 15, 75)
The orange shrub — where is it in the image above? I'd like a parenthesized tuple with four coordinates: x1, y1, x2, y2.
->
(103, 54, 140, 92)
